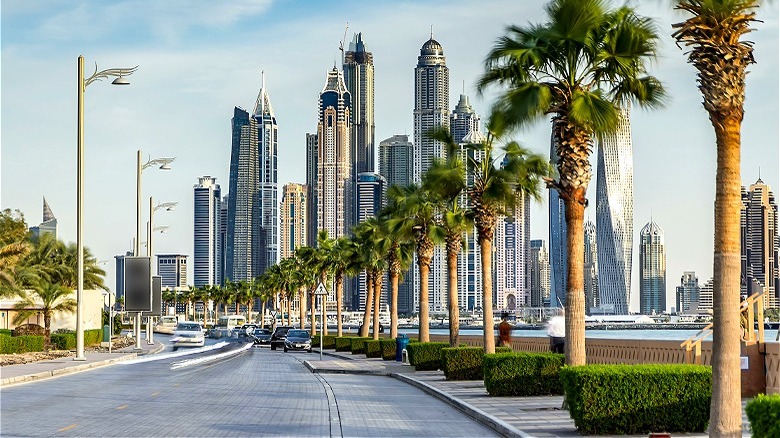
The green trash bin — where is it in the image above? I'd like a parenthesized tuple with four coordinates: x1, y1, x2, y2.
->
(395, 334, 409, 362)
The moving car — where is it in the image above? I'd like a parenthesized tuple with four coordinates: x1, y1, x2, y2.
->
(171, 321, 205, 351)
(208, 315, 247, 339)
(231, 324, 258, 339)
(252, 328, 272, 346)
(270, 326, 293, 351)
(284, 329, 312, 353)
(154, 315, 179, 334)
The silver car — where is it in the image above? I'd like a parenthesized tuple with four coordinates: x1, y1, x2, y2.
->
(284, 329, 312, 353)
(171, 321, 205, 351)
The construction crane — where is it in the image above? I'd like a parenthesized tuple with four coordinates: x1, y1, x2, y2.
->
(338, 21, 349, 64)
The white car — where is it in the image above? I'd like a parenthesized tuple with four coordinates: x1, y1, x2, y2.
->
(171, 321, 205, 351)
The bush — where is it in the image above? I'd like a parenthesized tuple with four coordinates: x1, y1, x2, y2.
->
(84, 329, 103, 346)
(365, 340, 382, 358)
(322, 335, 337, 349)
(441, 346, 512, 381)
(484, 352, 564, 396)
(12, 324, 45, 336)
(746, 394, 780, 438)
(559, 364, 711, 435)
(407, 342, 449, 371)
(380, 338, 397, 360)
(0, 329, 12, 336)
(50, 333, 76, 350)
(335, 337, 353, 352)
(350, 337, 372, 354)
(0, 335, 44, 353)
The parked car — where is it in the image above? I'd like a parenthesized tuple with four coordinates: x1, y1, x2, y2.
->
(251, 328, 272, 346)
(270, 326, 294, 351)
(284, 329, 312, 353)
(171, 321, 205, 351)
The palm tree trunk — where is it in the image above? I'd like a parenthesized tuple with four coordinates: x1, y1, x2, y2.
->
(43, 310, 52, 348)
(564, 192, 586, 366)
(261, 301, 266, 328)
(418, 256, 431, 343)
(709, 117, 743, 437)
(390, 270, 399, 339)
(372, 273, 382, 341)
(310, 288, 317, 336)
(287, 296, 292, 327)
(299, 287, 307, 331)
(361, 270, 374, 338)
(447, 243, 460, 347)
(479, 238, 494, 353)
(336, 273, 344, 337)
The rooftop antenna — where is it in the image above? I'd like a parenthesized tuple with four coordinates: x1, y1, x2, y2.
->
(338, 21, 349, 65)
(430, 24, 433, 39)
(261, 70, 265, 114)
(462, 80, 465, 95)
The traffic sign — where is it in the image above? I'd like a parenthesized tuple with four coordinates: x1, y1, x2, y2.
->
(314, 282, 328, 295)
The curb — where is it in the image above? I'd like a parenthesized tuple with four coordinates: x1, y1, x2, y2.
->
(1, 353, 138, 387)
(391, 373, 531, 438)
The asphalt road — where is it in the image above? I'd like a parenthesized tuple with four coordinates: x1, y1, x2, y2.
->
(0, 341, 498, 437)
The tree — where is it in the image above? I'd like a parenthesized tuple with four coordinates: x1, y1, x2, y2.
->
(353, 219, 388, 340)
(387, 184, 444, 342)
(0, 209, 30, 296)
(13, 278, 76, 347)
(378, 200, 415, 339)
(478, 0, 665, 362)
(330, 237, 360, 337)
(672, 1, 760, 435)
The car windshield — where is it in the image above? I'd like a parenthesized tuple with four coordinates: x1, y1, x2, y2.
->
(254, 329, 271, 335)
(287, 330, 309, 338)
(176, 323, 200, 331)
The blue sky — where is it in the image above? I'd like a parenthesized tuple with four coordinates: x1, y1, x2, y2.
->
(2, 0, 778, 312)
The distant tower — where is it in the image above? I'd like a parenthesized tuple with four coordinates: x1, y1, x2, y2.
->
(280, 183, 308, 260)
(219, 196, 229, 285)
(254, 72, 279, 278)
(450, 94, 480, 143)
(457, 127, 487, 312)
(529, 239, 551, 307)
(583, 220, 600, 314)
(741, 177, 778, 308)
(354, 172, 387, 310)
(596, 107, 634, 315)
(343, 33, 375, 178)
(549, 129, 568, 308)
(157, 254, 188, 289)
(305, 133, 319, 247)
(676, 271, 700, 314)
(317, 67, 352, 240)
(639, 219, 666, 315)
(495, 191, 531, 311)
(29, 197, 58, 239)
(193, 176, 222, 287)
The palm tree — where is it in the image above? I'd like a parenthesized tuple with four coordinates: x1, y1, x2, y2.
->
(13, 278, 76, 347)
(330, 237, 360, 337)
(425, 128, 472, 347)
(0, 240, 30, 297)
(478, 0, 664, 363)
(387, 184, 445, 342)
(672, 1, 759, 435)
(378, 200, 415, 339)
(353, 219, 388, 340)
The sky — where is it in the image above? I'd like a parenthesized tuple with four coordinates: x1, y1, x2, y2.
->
(2, 0, 778, 313)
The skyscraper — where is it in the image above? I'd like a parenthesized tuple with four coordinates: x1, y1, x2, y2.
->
(226, 74, 278, 282)
(219, 196, 228, 286)
(305, 133, 318, 247)
(450, 94, 480, 143)
(676, 271, 700, 314)
(343, 33, 375, 179)
(193, 176, 222, 287)
(741, 177, 779, 308)
(280, 183, 308, 260)
(596, 107, 634, 315)
(583, 220, 599, 314)
(529, 239, 551, 307)
(639, 219, 666, 315)
(29, 197, 57, 239)
(157, 254, 188, 289)
(354, 172, 387, 310)
(317, 67, 352, 240)
(549, 131, 568, 308)
(495, 192, 531, 311)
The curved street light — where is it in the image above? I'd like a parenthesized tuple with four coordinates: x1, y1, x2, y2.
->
(76, 56, 137, 361)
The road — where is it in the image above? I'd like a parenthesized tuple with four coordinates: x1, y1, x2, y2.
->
(0, 338, 498, 437)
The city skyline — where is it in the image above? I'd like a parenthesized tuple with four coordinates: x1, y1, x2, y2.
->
(2, 0, 778, 312)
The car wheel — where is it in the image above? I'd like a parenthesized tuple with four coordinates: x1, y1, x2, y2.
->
(307, 348, 312, 353)
(173, 346, 178, 352)
(271, 344, 276, 350)
(284, 346, 288, 352)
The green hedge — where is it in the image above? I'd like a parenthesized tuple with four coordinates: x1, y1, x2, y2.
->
(335, 337, 353, 352)
(350, 337, 372, 354)
(365, 340, 382, 358)
(322, 335, 337, 349)
(0, 335, 44, 354)
(441, 346, 511, 381)
(484, 352, 564, 396)
(380, 338, 397, 360)
(85, 329, 103, 346)
(0, 329, 12, 336)
(746, 394, 780, 438)
(48, 329, 104, 350)
(559, 364, 711, 435)
(407, 342, 449, 371)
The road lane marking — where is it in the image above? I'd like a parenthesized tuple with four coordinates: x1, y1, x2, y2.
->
(170, 342, 253, 370)
(119, 342, 229, 365)
(58, 424, 77, 432)
(116, 405, 128, 410)
(150, 391, 160, 397)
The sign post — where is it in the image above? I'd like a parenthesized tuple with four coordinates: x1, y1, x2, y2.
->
(313, 282, 328, 360)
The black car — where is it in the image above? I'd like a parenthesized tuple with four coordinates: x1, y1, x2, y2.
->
(232, 324, 259, 340)
(284, 329, 312, 353)
(270, 326, 293, 350)
(252, 328, 272, 346)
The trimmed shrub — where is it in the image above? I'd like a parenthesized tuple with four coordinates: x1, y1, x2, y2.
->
(484, 352, 565, 396)
(50, 333, 77, 350)
(380, 338, 397, 360)
(12, 324, 45, 336)
(0, 335, 44, 354)
(559, 364, 711, 435)
(407, 342, 449, 371)
(441, 346, 512, 380)
(84, 329, 103, 346)
(0, 329, 12, 336)
(334, 336, 353, 352)
(365, 340, 382, 358)
(746, 394, 780, 438)
(322, 335, 337, 349)
(312, 335, 320, 346)
(350, 337, 372, 354)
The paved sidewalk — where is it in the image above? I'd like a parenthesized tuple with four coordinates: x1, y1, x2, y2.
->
(305, 349, 752, 438)
(0, 339, 164, 387)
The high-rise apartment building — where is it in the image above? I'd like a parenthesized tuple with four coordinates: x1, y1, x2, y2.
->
(305, 133, 318, 247)
(450, 94, 480, 143)
(226, 74, 278, 281)
(584, 220, 599, 314)
(193, 176, 222, 287)
(219, 196, 228, 286)
(29, 197, 57, 239)
(741, 177, 779, 308)
(280, 183, 308, 260)
(343, 33, 375, 180)
(413, 37, 449, 182)
(495, 192, 531, 311)
(157, 254, 188, 289)
(317, 68, 352, 240)
(676, 271, 700, 314)
(695, 277, 714, 312)
(596, 107, 633, 315)
(529, 239, 551, 307)
(639, 220, 666, 314)
(353, 172, 387, 310)
(114, 250, 133, 311)
(549, 132, 567, 308)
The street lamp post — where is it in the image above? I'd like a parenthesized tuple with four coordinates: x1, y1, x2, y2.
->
(76, 55, 137, 361)
(146, 196, 176, 345)
(134, 151, 174, 351)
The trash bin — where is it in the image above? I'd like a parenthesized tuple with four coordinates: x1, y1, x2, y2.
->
(395, 334, 409, 362)
(103, 324, 110, 342)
